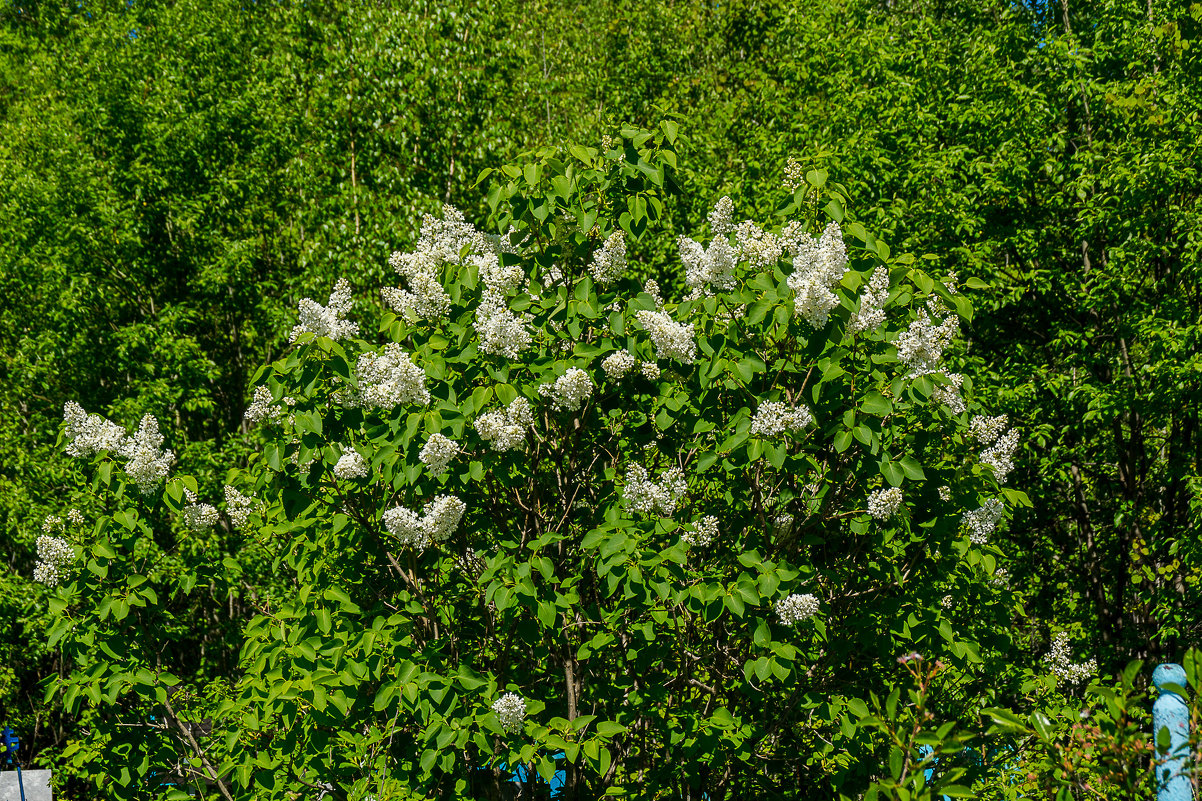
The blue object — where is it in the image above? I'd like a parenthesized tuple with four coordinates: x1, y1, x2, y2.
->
(2, 727, 28, 801)
(1152, 663, 1193, 801)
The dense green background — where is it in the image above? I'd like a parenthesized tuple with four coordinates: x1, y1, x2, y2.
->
(1, 0, 1199, 796)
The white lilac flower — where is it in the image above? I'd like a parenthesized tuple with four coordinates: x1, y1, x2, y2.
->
(678, 233, 738, 292)
(773, 513, 795, 536)
(290, 278, 359, 343)
(849, 267, 890, 334)
(980, 429, 1019, 483)
(938, 485, 952, 502)
(244, 386, 285, 424)
(66, 508, 85, 526)
(181, 489, 219, 532)
(602, 350, 637, 380)
(422, 495, 466, 542)
(118, 415, 175, 494)
(640, 362, 660, 380)
(682, 516, 718, 547)
(41, 515, 63, 534)
(474, 289, 533, 359)
(333, 450, 369, 480)
(492, 692, 527, 734)
(475, 397, 535, 452)
(62, 401, 127, 457)
(419, 433, 460, 477)
(783, 158, 804, 192)
(963, 498, 1004, 544)
(867, 487, 903, 521)
(749, 401, 813, 438)
(475, 251, 525, 294)
(895, 302, 959, 377)
(969, 415, 1008, 444)
(931, 371, 966, 415)
(643, 280, 665, 310)
(734, 220, 783, 270)
(623, 464, 687, 517)
(539, 368, 594, 413)
(34, 534, 74, 587)
(786, 222, 850, 329)
(383, 205, 496, 321)
(224, 486, 255, 529)
(1045, 632, 1097, 685)
(589, 230, 627, 285)
(384, 495, 466, 550)
(636, 310, 697, 364)
(345, 344, 431, 409)
(709, 196, 735, 236)
(776, 593, 820, 625)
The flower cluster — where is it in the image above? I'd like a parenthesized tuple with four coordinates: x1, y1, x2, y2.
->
(475, 251, 525, 294)
(641, 361, 660, 380)
(492, 693, 527, 734)
(382, 205, 501, 321)
(682, 516, 718, 547)
(419, 433, 460, 477)
(333, 449, 369, 480)
(181, 488, 219, 532)
(63, 404, 177, 495)
(538, 368, 594, 413)
(636, 309, 696, 364)
(896, 302, 959, 377)
(244, 386, 287, 425)
(679, 199, 739, 291)
(931, 371, 966, 415)
(290, 278, 359, 343)
(474, 290, 533, 359)
(773, 513, 795, 537)
(980, 429, 1019, 483)
(224, 486, 255, 529)
(749, 401, 813, 438)
(963, 498, 1004, 544)
(62, 401, 127, 457)
(867, 487, 903, 521)
(776, 593, 820, 625)
(383, 495, 466, 550)
(786, 222, 850, 329)
(602, 349, 636, 380)
(734, 220, 783, 271)
(849, 267, 890, 334)
(589, 230, 627, 285)
(970, 415, 1008, 443)
(34, 532, 75, 587)
(343, 344, 430, 409)
(475, 397, 534, 452)
(623, 464, 687, 517)
(1045, 632, 1097, 685)
(67, 508, 85, 526)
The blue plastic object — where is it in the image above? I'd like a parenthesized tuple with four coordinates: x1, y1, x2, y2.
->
(1153, 663, 1193, 801)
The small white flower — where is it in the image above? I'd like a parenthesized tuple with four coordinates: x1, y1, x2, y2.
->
(383, 495, 466, 549)
(636, 309, 696, 364)
(640, 361, 660, 380)
(682, 516, 718, 547)
(623, 464, 687, 517)
(34, 533, 74, 587)
(419, 434, 460, 477)
(750, 401, 813, 438)
(602, 350, 636, 380)
(343, 344, 430, 409)
(119, 415, 175, 494)
(896, 303, 959, 377)
(775, 593, 820, 625)
(932, 371, 966, 415)
(290, 278, 359, 343)
(963, 498, 1004, 544)
(475, 289, 533, 359)
(786, 222, 849, 329)
(969, 415, 1008, 444)
(849, 267, 890, 334)
(980, 429, 1019, 483)
(867, 487, 903, 521)
(589, 230, 627, 285)
(333, 450, 369, 480)
(539, 368, 594, 413)
(938, 485, 952, 502)
(476, 397, 535, 452)
(492, 692, 527, 733)
(62, 400, 127, 457)
(773, 513, 795, 536)
(66, 508, 85, 526)
(41, 515, 63, 534)
(224, 486, 255, 529)
(1045, 632, 1096, 685)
